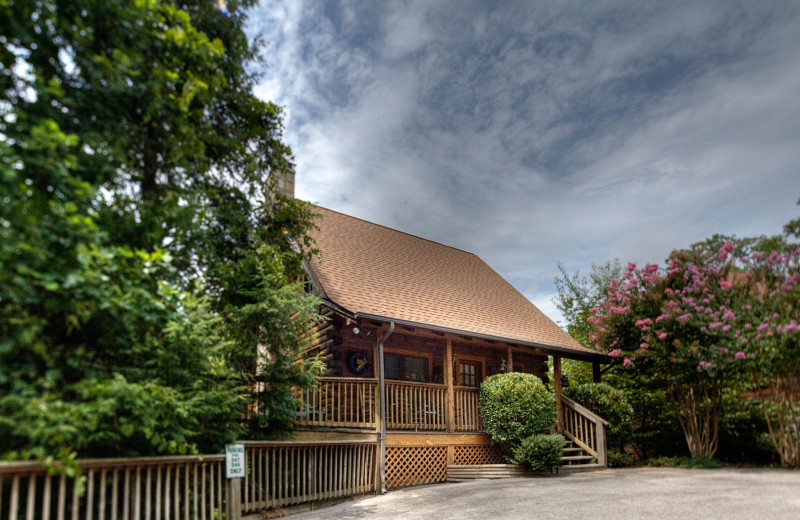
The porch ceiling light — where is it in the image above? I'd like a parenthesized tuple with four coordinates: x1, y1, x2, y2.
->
(353, 326, 361, 335)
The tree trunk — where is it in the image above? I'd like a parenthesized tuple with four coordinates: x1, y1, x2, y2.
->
(670, 380, 721, 459)
(753, 367, 800, 468)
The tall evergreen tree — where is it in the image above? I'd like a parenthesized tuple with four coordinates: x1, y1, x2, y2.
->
(1, 0, 322, 461)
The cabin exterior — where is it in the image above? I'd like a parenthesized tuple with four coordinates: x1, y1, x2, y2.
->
(284, 203, 609, 490)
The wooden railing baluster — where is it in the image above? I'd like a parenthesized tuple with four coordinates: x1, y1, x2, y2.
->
(560, 395, 609, 467)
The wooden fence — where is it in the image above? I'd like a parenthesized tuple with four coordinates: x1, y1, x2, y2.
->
(0, 455, 228, 520)
(385, 381, 447, 431)
(0, 441, 378, 520)
(561, 395, 608, 466)
(240, 441, 376, 513)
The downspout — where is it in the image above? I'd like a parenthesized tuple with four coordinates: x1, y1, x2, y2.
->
(378, 322, 394, 494)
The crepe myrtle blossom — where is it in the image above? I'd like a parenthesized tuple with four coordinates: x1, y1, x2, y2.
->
(718, 242, 734, 261)
(590, 239, 800, 463)
(591, 242, 799, 370)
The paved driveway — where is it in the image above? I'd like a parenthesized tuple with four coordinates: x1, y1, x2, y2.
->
(285, 467, 800, 520)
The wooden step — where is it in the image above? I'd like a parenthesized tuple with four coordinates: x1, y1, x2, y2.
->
(556, 463, 606, 475)
(560, 455, 595, 463)
(447, 464, 528, 481)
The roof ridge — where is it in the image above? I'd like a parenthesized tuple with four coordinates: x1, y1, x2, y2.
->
(311, 204, 479, 257)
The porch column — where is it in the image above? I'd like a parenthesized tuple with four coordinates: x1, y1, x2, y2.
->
(506, 346, 514, 372)
(374, 338, 381, 433)
(593, 361, 602, 383)
(445, 336, 455, 433)
(378, 323, 394, 494)
(553, 355, 564, 430)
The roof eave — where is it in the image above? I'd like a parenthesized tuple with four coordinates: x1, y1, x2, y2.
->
(354, 312, 607, 363)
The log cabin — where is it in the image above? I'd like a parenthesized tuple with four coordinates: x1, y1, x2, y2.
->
(277, 172, 610, 489)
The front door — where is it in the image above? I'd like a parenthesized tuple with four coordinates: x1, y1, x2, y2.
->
(458, 360, 482, 387)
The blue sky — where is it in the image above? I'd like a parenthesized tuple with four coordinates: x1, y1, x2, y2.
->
(247, 0, 800, 326)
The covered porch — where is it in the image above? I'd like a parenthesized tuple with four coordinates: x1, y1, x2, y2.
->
(293, 311, 609, 478)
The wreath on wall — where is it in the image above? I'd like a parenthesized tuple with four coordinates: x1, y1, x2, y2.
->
(348, 352, 370, 374)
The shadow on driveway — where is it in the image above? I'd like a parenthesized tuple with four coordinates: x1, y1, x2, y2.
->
(284, 467, 800, 520)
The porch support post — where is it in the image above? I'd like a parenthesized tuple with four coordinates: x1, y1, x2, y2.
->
(593, 361, 602, 383)
(506, 346, 513, 372)
(553, 355, 564, 431)
(378, 322, 395, 494)
(445, 336, 455, 433)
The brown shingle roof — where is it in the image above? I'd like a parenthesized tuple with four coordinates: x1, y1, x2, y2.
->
(307, 206, 599, 359)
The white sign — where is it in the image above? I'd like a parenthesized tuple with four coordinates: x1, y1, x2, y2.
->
(226, 444, 245, 479)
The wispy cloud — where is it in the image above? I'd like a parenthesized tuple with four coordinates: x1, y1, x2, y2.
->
(248, 0, 800, 324)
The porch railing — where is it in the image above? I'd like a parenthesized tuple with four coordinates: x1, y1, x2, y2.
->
(454, 387, 483, 431)
(295, 377, 378, 429)
(294, 379, 486, 432)
(561, 395, 608, 466)
(385, 381, 447, 431)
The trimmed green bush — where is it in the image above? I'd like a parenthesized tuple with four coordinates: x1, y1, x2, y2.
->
(607, 450, 635, 468)
(512, 434, 566, 472)
(565, 382, 634, 449)
(480, 373, 556, 450)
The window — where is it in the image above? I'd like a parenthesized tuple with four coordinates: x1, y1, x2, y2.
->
(385, 353, 429, 382)
(459, 360, 481, 387)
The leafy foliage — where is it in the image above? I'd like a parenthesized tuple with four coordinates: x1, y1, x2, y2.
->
(606, 450, 635, 468)
(553, 259, 623, 349)
(554, 259, 685, 459)
(480, 373, 556, 451)
(716, 398, 775, 465)
(586, 247, 755, 458)
(587, 231, 800, 464)
(608, 382, 687, 459)
(565, 383, 634, 450)
(512, 434, 565, 473)
(646, 456, 723, 469)
(0, 0, 322, 460)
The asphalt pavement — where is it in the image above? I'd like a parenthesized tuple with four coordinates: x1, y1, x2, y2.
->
(280, 467, 800, 520)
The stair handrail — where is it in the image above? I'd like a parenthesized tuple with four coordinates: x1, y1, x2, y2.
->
(560, 395, 609, 425)
(559, 395, 608, 467)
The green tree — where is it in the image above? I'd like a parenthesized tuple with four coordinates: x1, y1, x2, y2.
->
(554, 259, 690, 459)
(726, 243, 800, 467)
(1, 0, 321, 461)
(553, 260, 622, 384)
(588, 253, 743, 458)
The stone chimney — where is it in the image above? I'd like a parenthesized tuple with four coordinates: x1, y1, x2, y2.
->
(273, 167, 295, 200)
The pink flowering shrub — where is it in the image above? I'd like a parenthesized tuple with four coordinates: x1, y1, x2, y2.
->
(590, 240, 800, 463)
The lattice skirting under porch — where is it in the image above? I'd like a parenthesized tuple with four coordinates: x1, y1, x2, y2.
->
(453, 444, 506, 465)
(385, 446, 447, 489)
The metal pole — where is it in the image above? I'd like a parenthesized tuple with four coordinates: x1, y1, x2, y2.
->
(378, 322, 394, 494)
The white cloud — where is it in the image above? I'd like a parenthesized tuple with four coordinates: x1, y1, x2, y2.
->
(249, 0, 800, 318)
